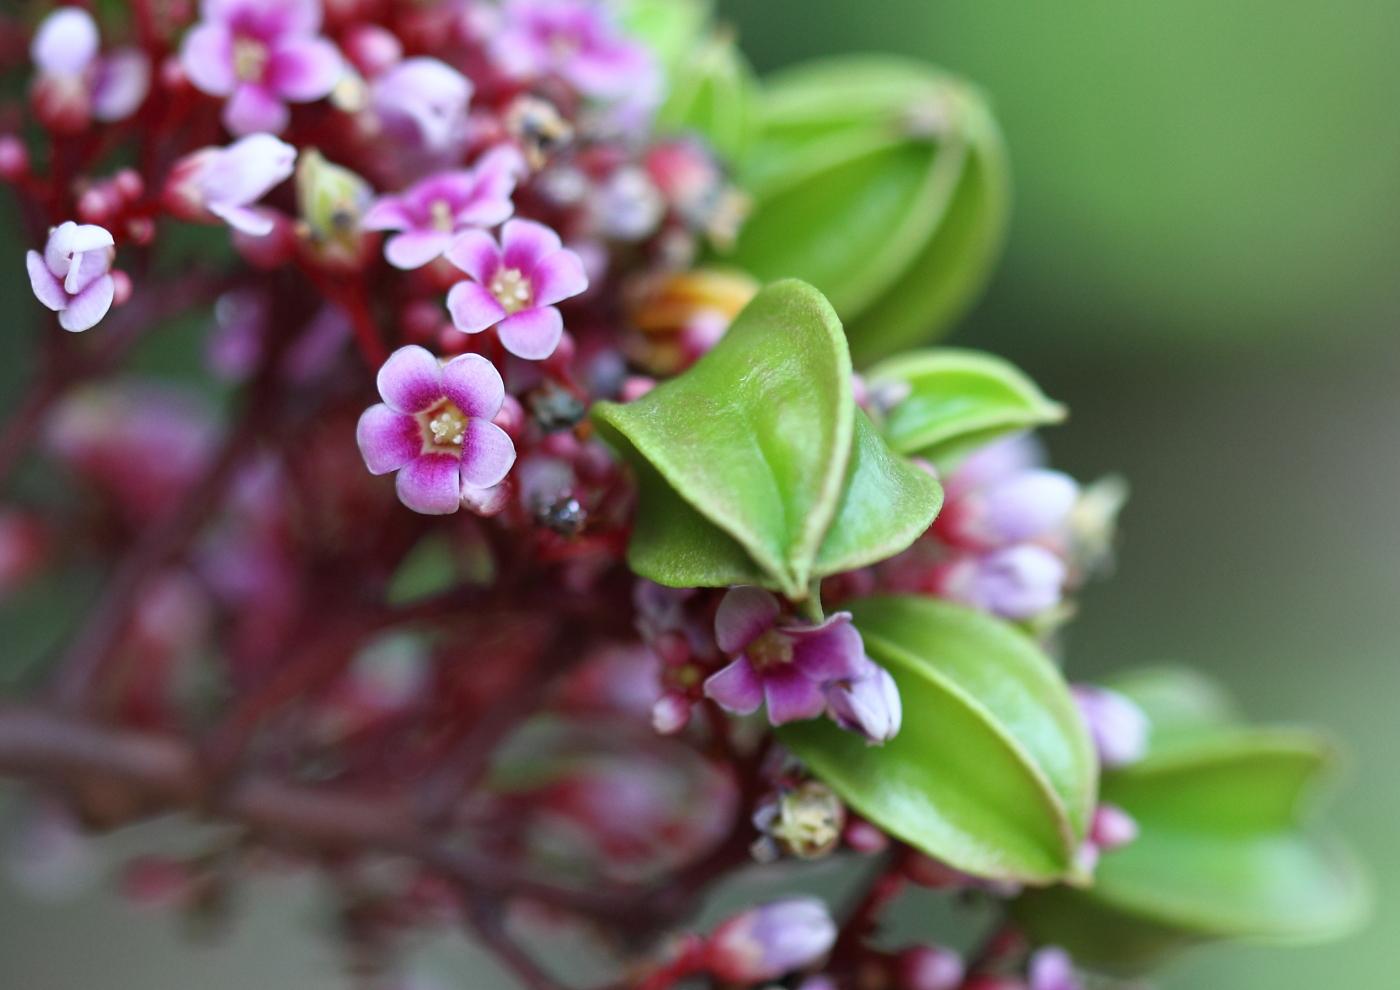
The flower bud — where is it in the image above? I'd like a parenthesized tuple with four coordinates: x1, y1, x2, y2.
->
(651, 692, 692, 735)
(898, 945, 965, 990)
(706, 897, 837, 983)
(1072, 685, 1150, 768)
(933, 545, 1068, 620)
(936, 469, 1080, 550)
(1028, 947, 1081, 990)
(342, 24, 403, 79)
(1089, 803, 1139, 851)
(825, 659, 902, 744)
(0, 136, 30, 181)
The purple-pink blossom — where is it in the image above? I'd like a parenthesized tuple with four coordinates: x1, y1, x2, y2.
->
(357, 346, 516, 516)
(824, 658, 902, 744)
(706, 897, 837, 983)
(445, 220, 588, 361)
(180, 0, 343, 136)
(26, 222, 117, 332)
(703, 587, 868, 727)
(370, 57, 472, 167)
(30, 7, 151, 126)
(363, 147, 523, 270)
(163, 134, 297, 236)
(1073, 685, 1150, 768)
(933, 544, 1068, 621)
(492, 0, 655, 102)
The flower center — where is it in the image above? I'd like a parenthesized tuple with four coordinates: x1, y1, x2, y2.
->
(429, 199, 455, 232)
(746, 629, 794, 672)
(233, 37, 270, 83)
(419, 401, 470, 454)
(489, 267, 533, 315)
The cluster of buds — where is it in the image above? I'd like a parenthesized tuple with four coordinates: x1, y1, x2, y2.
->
(0, 3, 1143, 990)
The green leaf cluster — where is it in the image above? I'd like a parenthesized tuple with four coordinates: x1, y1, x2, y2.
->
(1015, 667, 1370, 970)
(592, 280, 942, 600)
(727, 55, 1011, 364)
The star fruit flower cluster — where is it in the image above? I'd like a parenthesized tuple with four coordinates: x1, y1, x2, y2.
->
(0, 2, 1360, 990)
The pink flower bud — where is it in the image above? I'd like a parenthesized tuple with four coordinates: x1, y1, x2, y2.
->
(651, 692, 691, 735)
(1072, 685, 1150, 768)
(1089, 803, 1139, 851)
(0, 136, 30, 181)
(342, 24, 403, 78)
(707, 897, 837, 983)
(898, 945, 966, 990)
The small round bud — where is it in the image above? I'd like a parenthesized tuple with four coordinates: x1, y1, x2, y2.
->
(707, 898, 837, 983)
(111, 270, 133, 307)
(342, 24, 403, 78)
(898, 945, 965, 990)
(0, 136, 30, 181)
(651, 693, 691, 735)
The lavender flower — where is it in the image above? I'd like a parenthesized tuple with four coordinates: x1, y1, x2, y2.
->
(706, 897, 837, 983)
(31, 7, 151, 126)
(704, 587, 868, 726)
(1073, 685, 1151, 768)
(824, 658, 902, 744)
(492, 0, 655, 102)
(370, 57, 472, 163)
(363, 147, 523, 270)
(934, 544, 1068, 620)
(445, 220, 589, 360)
(357, 346, 516, 515)
(163, 134, 297, 236)
(1028, 947, 1083, 990)
(937, 467, 1080, 550)
(26, 222, 117, 332)
(180, 0, 343, 135)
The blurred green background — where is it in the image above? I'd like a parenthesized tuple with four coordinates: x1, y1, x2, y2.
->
(3, 1, 1398, 987)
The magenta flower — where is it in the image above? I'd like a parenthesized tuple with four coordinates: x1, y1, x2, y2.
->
(703, 587, 868, 726)
(363, 147, 523, 270)
(26, 222, 117, 332)
(492, 0, 655, 102)
(163, 134, 297, 236)
(30, 7, 151, 125)
(445, 220, 588, 361)
(180, 0, 343, 136)
(356, 346, 516, 515)
(707, 897, 838, 983)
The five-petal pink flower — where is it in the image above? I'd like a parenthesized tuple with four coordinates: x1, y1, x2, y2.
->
(180, 0, 343, 136)
(357, 346, 517, 515)
(27, 222, 117, 332)
(703, 587, 869, 727)
(363, 147, 523, 270)
(445, 220, 589, 361)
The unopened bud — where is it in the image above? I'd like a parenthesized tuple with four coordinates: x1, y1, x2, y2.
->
(706, 897, 837, 983)
(1072, 686, 1150, 768)
(295, 150, 376, 272)
(898, 945, 965, 990)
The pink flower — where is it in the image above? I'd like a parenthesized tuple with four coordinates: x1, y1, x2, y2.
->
(703, 587, 869, 727)
(363, 147, 523, 270)
(370, 57, 472, 161)
(932, 544, 1068, 620)
(30, 7, 151, 128)
(824, 658, 902, 744)
(492, 0, 655, 102)
(706, 897, 837, 983)
(163, 133, 297, 235)
(26, 222, 117, 332)
(357, 346, 516, 515)
(445, 220, 588, 360)
(180, 0, 343, 136)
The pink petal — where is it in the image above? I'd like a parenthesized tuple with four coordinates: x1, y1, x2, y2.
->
(223, 83, 290, 136)
(531, 249, 589, 307)
(207, 202, 275, 236)
(202, 133, 297, 207)
(496, 306, 562, 361)
(384, 230, 453, 270)
(501, 219, 562, 275)
(396, 453, 462, 515)
(267, 37, 342, 102)
(58, 275, 115, 333)
(444, 229, 501, 283)
(441, 353, 505, 420)
(788, 613, 866, 682)
(715, 586, 780, 654)
(446, 281, 507, 335)
(46, 222, 113, 272)
(361, 196, 411, 232)
(356, 404, 421, 475)
(180, 23, 235, 96)
(703, 658, 764, 715)
(376, 344, 443, 414)
(26, 252, 67, 311)
(460, 420, 516, 489)
(64, 247, 112, 295)
(93, 49, 152, 121)
(763, 668, 827, 726)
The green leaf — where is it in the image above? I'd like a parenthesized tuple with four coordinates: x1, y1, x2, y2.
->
(1015, 701, 1369, 969)
(781, 596, 1097, 884)
(813, 411, 943, 577)
(593, 280, 854, 598)
(729, 56, 1010, 363)
(866, 348, 1065, 463)
(657, 30, 761, 164)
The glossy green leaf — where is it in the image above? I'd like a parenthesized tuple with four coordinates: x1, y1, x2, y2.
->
(593, 280, 853, 598)
(866, 348, 1065, 463)
(730, 56, 1010, 363)
(813, 411, 943, 577)
(657, 30, 761, 164)
(782, 596, 1097, 884)
(1015, 696, 1369, 969)
(594, 281, 941, 597)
